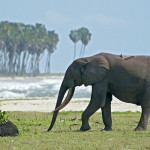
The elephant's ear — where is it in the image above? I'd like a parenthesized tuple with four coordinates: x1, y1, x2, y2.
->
(81, 55, 109, 86)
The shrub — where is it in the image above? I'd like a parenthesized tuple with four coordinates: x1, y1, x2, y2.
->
(0, 110, 8, 124)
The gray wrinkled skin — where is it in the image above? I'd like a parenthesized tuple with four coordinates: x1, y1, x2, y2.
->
(48, 52, 150, 131)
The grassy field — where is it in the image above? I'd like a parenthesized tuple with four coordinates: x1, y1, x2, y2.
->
(0, 111, 150, 150)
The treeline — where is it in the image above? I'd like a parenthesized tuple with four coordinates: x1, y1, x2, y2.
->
(0, 21, 59, 75)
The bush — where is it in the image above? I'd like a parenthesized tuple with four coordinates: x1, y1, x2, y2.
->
(0, 110, 8, 124)
(0, 110, 18, 136)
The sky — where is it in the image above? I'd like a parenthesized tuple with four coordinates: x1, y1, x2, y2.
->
(0, 0, 150, 73)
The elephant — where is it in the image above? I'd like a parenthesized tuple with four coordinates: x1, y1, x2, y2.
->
(48, 52, 150, 132)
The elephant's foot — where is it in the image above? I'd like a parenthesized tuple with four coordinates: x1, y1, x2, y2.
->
(134, 126, 147, 131)
(103, 126, 112, 131)
(80, 124, 91, 131)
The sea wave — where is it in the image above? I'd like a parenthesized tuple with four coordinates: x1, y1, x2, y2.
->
(0, 77, 91, 98)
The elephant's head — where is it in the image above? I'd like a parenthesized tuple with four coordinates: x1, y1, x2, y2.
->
(48, 54, 110, 131)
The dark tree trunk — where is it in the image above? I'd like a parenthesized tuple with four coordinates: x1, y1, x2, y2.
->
(17, 53, 21, 74)
(21, 49, 27, 74)
(13, 54, 17, 74)
(45, 52, 51, 74)
(80, 43, 83, 57)
(3, 47, 7, 74)
(8, 44, 17, 74)
(82, 45, 86, 57)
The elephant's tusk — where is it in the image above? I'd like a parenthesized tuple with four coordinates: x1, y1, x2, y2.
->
(52, 87, 75, 112)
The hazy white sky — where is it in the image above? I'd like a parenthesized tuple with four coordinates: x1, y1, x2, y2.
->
(0, 0, 150, 72)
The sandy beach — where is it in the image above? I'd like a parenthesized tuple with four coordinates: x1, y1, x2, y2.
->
(0, 97, 141, 112)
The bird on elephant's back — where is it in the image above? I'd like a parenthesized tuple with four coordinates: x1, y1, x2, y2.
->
(48, 52, 150, 132)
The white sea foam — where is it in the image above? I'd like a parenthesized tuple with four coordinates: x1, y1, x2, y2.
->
(0, 77, 91, 98)
(0, 91, 25, 98)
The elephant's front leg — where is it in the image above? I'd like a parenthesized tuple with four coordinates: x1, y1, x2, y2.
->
(101, 93, 112, 131)
(80, 81, 108, 131)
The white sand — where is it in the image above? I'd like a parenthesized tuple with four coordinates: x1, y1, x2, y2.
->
(0, 97, 141, 112)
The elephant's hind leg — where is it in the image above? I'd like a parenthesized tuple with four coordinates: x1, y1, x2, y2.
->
(135, 86, 150, 131)
(101, 93, 112, 131)
(135, 106, 150, 131)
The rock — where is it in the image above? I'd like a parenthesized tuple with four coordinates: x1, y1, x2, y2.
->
(0, 120, 19, 137)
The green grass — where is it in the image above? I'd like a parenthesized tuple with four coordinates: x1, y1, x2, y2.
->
(72, 100, 90, 103)
(0, 111, 150, 150)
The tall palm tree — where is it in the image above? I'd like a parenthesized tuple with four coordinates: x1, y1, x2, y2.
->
(78, 27, 91, 57)
(45, 31, 59, 73)
(69, 30, 80, 60)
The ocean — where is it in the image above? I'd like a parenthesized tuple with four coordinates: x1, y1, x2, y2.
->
(0, 76, 91, 98)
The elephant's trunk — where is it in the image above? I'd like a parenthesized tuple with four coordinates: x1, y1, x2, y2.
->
(47, 85, 75, 132)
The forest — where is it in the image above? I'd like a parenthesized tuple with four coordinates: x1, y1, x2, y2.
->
(0, 21, 91, 76)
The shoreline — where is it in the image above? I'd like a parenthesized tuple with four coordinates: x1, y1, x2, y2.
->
(0, 76, 141, 113)
(0, 97, 141, 112)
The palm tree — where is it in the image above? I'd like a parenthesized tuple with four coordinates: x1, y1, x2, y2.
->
(69, 30, 80, 60)
(45, 31, 59, 73)
(78, 27, 91, 57)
